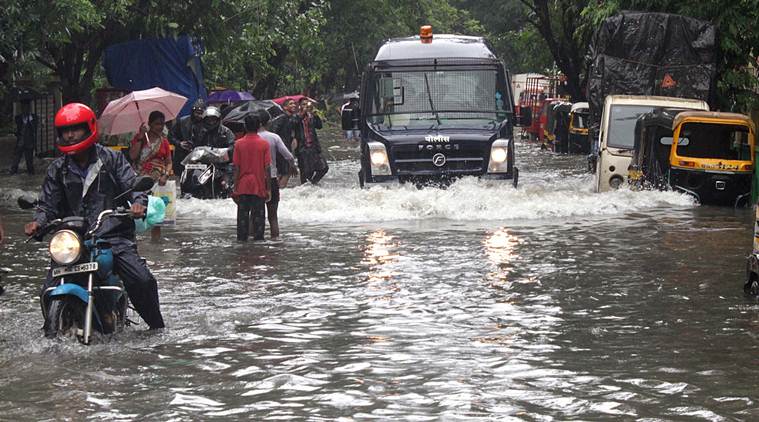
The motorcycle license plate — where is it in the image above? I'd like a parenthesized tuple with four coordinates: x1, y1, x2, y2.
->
(185, 164, 207, 170)
(52, 262, 98, 278)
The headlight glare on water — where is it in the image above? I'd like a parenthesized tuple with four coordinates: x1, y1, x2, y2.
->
(49, 230, 82, 265)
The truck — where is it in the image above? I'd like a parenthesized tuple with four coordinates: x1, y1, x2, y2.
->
(341, 26, 518, 187)
(585, 12, 718, 190)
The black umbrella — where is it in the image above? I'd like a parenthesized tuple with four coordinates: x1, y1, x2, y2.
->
(222, 100, 283, 126)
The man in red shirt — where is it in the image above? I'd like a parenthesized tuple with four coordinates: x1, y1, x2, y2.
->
(232, 113, 271, 241)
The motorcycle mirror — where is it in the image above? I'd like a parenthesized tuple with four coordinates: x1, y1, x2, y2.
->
(17, 195, 38, 210)
(133, 176, 156, 192)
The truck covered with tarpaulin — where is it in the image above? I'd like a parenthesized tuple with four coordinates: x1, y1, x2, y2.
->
(586, 12, 718, 164)
(103, 35, 207, 118)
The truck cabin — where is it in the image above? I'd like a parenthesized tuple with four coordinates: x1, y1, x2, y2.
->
(345, 27, 517, 185)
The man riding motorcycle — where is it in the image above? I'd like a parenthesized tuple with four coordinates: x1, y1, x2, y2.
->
(196, 106, 235, 149)
(169, 98, 206, 175)
(24, 103, 165, 330)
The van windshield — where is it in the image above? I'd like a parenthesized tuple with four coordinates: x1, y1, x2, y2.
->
(607, 105, 658, 149)
(677, 123, 752, 160)
(366, 69, 510, 131)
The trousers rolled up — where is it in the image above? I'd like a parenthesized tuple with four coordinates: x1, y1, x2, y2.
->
(237, 194, 266, 241)
(40, 237, 165, 329)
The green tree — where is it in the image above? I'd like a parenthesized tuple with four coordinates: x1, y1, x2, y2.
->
(517, 0, 591, 100)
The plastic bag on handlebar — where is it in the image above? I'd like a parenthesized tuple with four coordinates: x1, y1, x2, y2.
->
(134, 195, 167, 233)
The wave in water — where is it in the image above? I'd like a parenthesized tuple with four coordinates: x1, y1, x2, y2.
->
(177, 175, 696, 223)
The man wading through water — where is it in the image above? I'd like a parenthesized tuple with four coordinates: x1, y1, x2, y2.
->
(257, 109, 296, 239)
(169, 98, 205, 175)
(232, 113, 271, 241)
(295, 98, 328, 184)
(269, 98, 298, 187)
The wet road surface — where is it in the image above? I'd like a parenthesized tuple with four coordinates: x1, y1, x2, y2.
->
(1, 140, 758, 420)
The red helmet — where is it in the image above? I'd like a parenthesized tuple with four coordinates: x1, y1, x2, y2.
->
(54, 103, 98, 155)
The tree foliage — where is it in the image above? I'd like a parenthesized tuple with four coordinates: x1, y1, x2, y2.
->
(1, 0, 757, 113)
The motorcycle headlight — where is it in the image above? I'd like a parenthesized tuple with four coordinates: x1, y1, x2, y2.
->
(49, 230, 82, 265)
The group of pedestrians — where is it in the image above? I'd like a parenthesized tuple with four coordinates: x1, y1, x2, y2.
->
(165, 96, 328, 242)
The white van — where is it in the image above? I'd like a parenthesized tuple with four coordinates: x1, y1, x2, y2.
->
(595, 95, 709, 192)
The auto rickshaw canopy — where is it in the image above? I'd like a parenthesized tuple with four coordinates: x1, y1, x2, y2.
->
(672, 111, 755, 132)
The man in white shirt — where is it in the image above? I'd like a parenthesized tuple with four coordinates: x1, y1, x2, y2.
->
(257, 109, 297, 239)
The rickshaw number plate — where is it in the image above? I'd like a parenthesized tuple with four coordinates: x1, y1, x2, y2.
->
(185, 164, 207, 170)
(52, 262, 98, 277)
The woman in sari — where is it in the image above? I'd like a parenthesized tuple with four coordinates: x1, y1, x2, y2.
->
(129, 110, 172, 240)
(129, 110, 172, 183)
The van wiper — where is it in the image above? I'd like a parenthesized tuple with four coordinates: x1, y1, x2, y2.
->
(423, 72, 441, 129)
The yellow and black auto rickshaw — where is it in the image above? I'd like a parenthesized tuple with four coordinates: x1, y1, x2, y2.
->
(567, 102, 589, 154)
(630, 110, 755, 206)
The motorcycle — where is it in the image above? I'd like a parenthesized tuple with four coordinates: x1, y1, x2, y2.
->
(19, 176, 154, 344)
(180, 146, 233, 199)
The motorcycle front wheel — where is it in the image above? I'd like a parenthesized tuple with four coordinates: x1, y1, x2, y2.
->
(45, 297, 86, 342)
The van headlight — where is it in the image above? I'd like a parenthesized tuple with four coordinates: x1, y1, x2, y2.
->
(368, 142, 391, 175)
(49, 229, 82, 265)
(488, 139, 510, 173)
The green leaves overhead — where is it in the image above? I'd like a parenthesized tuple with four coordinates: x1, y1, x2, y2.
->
(1, 0, 757, 112)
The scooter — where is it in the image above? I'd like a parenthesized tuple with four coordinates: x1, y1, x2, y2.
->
(180, 146, 232, 199)
(19, 177, 154, 344)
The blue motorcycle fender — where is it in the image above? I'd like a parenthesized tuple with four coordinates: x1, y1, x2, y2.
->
(49, 283, 89, 304)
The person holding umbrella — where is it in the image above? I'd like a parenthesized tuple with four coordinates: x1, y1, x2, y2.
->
(129, 110, 172, 185)
(129, 111, 172, 241)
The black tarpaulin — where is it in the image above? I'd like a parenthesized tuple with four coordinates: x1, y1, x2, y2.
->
(586, 11, 718, 150)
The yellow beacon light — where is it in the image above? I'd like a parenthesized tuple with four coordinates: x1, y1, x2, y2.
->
(420, 25, 433, 44)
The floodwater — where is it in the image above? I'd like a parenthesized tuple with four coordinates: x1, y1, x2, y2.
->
(1, 140, 758, 420)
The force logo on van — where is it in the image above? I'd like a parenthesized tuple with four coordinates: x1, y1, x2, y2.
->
(425, 135, 450, 143)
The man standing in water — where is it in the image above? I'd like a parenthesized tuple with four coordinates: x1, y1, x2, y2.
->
(232, 113, 271, 241)
(295, 99, 328, 184)
(269, 98, 298, 187)
(257, 109, 296, 239)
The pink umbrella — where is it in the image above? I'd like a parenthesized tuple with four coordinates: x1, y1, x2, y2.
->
(99, 87, 187, 135)
(272, 94, 316, 106)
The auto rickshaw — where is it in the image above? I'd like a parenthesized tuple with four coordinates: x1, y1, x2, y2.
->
(628, 108, 682, 191)
(567, 102, 589, 154)
(630, 110, 755, 207)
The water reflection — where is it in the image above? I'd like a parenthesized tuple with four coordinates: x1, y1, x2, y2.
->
(362, 229, 399, 285)
(484, 227, 520, 284)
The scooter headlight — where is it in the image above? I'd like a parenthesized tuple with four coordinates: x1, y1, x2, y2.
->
(49, 230, 82, 265)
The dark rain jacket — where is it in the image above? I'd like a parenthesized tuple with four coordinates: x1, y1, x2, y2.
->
(270, 113, 297, 151)
(196, 124, 235, 149)
(294, 114, 323, 154)
(33, 144, 148, 239)
(168, 115, 203, 148)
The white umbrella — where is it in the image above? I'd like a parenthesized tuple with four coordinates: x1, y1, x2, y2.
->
(99, 87, 188, 135)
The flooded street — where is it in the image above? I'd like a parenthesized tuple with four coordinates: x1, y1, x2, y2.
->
(2, 140, 759, 420)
